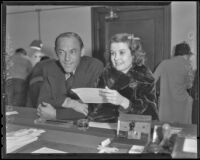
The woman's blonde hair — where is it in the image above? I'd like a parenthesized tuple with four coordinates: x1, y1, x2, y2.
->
(105, 33, 146, 66)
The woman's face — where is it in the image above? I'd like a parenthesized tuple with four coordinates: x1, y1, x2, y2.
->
(110, 42, 133, 73)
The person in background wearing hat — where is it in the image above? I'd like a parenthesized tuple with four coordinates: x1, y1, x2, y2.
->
(29, 40, 45, 67)
(153, 42, 195, 124)
(26, 40, 49, 108)
(6, 48, 32, 106)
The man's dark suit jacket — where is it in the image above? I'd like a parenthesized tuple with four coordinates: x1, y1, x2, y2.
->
(35, 56, 104, 119)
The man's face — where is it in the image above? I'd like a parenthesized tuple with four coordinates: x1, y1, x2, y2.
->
(56, 37, 82, 73)
(31, 51, 44, 66)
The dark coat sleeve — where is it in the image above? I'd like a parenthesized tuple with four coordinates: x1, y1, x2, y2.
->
(26, 61, 47, 108)
(37, 61, 66, 108)
(120, 66, 159, 120)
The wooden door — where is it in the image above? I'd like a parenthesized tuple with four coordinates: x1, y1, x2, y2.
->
(92, 4, 171, 72)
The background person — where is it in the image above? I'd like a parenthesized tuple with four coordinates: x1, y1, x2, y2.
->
(29, 40, 45, 67)
(153, 42, 194, 124)
(6, 48, 32, 106)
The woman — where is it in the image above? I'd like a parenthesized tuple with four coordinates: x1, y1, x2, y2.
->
(88, 33, 158, 122)
(153, 42, 194, 124)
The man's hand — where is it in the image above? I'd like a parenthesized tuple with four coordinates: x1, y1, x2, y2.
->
(62, 97, 88, 116)
(37, 102, 56, 120)
(73, 103, 88, 116)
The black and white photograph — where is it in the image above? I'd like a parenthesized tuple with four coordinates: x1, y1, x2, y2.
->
(1, 1, 199, 159)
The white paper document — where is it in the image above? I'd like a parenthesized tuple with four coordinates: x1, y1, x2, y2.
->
(6, 128, 45, 153)
(32, 147, 67, 153)
(129, 145, 145, 153)
(183, 138, 197, 153)
(89, 122, 117, 130)
(72, 88, 107, 103)
(6, 111, 18, 116)
(7, 137, 38, 153)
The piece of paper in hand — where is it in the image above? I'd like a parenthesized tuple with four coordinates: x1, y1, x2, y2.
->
(71, 88, 108, 103)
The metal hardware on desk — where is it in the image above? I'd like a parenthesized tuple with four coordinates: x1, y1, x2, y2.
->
(46, 119, 74, 124)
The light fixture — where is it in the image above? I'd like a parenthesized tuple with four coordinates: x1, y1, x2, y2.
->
(105, 7, 119, 21)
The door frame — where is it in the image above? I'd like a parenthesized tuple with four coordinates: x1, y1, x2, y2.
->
(91, 3, 171, 69)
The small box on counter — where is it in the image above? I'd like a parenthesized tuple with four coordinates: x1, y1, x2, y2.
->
(117, 114, 151, 142)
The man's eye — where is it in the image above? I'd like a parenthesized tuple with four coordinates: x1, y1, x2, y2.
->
(70, 50, 77, 54)
(110, 51, 115, 56)
(119, 51, 125, 55)
(58, 51, 65, 55)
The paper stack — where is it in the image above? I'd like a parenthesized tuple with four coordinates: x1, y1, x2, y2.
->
(89, 122, 117, 130)
(6, 128, 45, 153)
(32, 147, 67, 153)
(183, 138, 197, 153)
(6, 111, 18, 116)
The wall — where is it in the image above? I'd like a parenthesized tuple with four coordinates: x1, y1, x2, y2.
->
(171, 2, 197, 70)
(6, 12, 38, 56)
(6, 3, 197, 68)
(40, 7, 92, 59)
(6, 6, 92, 59)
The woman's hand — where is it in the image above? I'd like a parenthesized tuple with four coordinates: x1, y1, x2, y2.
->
(99, 86, 129, 109)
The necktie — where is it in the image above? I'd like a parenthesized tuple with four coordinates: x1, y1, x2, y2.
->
(65, 73, 74, 94)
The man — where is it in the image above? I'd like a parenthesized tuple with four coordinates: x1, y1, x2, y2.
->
(29, 40, 45, 67)
(153, 42, 194, 124)
(36, 32, 104, 120)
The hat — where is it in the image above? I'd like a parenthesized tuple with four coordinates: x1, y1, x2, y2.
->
(174, 42, 193, 56)
(30, 40, 43, 50)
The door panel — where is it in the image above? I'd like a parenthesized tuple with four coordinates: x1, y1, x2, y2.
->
(92, 5, 171, 72)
